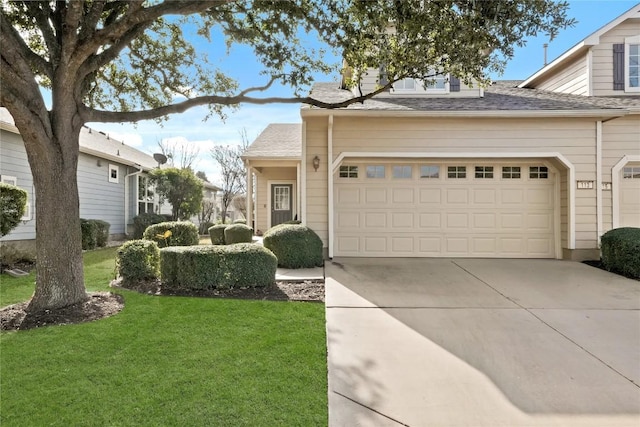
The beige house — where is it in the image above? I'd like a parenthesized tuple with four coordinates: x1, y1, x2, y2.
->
(243, 5, 640, 260)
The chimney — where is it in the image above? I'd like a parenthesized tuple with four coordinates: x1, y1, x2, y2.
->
(543, 43, 549, 66)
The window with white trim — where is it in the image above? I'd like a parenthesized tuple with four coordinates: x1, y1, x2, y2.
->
(529, 166, 549, 179)
(339, 165, 358, 178)
(623, 166, 640, 179)
(366, 165, 385, 179)
(626, 36, 640, 92)
(392, 165, 412, 179)
(138, 175, 156, 214)
(108, 164, 119, 183)
(475, 166, 494, 179)
(1, 175, 18, 186)
(420, 165, 439, 179)
(502, 166, 521, 179)
(447, 166, 466, 179)
(392, 71, 449, 94)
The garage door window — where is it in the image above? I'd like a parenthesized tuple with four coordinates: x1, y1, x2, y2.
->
(393, 165, 412, 179)
(447, 166, 466, 179)
(339, 165, 358, 178)
(623, 166, 640, 178)
(420, 165, 440, 179)
(530, 166, 549, 179)
(366, 165, 385, 178)
(502, 166, 521, 179)
(475, 166, 494, 179)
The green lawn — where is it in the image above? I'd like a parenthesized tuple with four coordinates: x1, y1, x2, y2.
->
(0, 247, 327, 426)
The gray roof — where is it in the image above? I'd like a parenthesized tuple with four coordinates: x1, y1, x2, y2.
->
(303, 81, 640, 114)
(1, 108, 157, 170)
(243, 123, 302, 159)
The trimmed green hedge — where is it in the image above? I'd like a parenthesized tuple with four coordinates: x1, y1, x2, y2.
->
(209, 224, 228, 245)
(0, 183, 27, 237)
(116, 239, 160, 284)
(263, 224, 323, 269)
(80, 219, 111, 250)
(601, 227, 640, 279)
(143, 221, 199, 247)
(224, 223, 253, 244)
(133, 213, 166, 239)
(160, 244, 277, 290)
(233, 218, 247, 224)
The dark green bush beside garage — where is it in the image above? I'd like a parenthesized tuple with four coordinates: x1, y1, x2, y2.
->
(601, 227, 640, 280)
(263, 224, 323, 269)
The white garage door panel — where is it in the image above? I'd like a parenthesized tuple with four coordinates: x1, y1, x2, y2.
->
(334, 162, 557, 258)
(620, 163, 640, 227)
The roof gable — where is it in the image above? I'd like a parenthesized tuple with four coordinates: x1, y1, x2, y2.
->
(242, 124, 301, 159)
(519, 3, 640, 88)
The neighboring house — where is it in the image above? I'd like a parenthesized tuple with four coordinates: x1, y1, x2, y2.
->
(244, 5, 640, 260)
(0, 108, 162, 252)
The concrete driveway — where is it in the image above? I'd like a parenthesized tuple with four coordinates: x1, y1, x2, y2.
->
(325, 258, 640, 427)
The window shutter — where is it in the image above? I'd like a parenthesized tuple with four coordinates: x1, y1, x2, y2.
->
(613, 44, 625, 90)
(449, 76, 461, 92)
(379, 65, 389, 86)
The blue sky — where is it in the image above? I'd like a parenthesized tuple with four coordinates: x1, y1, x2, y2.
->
(88, 0, 639, 185)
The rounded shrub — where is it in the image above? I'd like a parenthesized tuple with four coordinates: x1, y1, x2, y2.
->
(80, 219, 97, 250)
(199, 221, 214, 235)
(209, 224, 228, 245)
(0, 183, 27, 237)
(143, 221, 199, 247)
(601, 227, 640, 279)
(233, 218, 247, 224)
(116, 239, 160, 283)
(263, 224, 323, 269)
(160, 244, 276, 290)
(224, 223, 253, 244)
(133, 213, 166, 239)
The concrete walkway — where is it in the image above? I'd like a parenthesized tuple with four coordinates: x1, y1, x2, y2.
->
(325, 258, 640, 427)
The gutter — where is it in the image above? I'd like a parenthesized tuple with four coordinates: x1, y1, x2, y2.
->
(300, 108, 628, 119)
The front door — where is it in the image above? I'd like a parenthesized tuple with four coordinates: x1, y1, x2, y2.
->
(271, 184, 293, 226)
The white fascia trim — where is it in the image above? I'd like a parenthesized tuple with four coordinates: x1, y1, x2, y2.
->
(596, 121, 603, 245)
(587, 48, 594, 96)
(612, 154, 640, 228)
(331, 151, 576, 250)
(518, 42, 589, 88)
(327, 114, 335, 258)
(0, 122, 19, 134)
(302, 108, 626, 119)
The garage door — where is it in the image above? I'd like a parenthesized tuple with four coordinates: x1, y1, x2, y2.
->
(620, 163, 640, 227)
(334, 161, 557, 258)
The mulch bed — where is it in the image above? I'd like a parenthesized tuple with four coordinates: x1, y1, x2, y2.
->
(0, 280, 324, 332)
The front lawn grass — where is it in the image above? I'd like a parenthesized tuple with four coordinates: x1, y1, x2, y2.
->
(1, 247, 328, 426)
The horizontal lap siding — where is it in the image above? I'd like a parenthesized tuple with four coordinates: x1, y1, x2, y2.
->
(306, 116, 599, 251)
(77, 153, 126, 234)
(602, 115, 640, 233)
(592, 19, 640, 97)
(0, 132, 36, 241)
(305, 118, 329, 246)
(535, 56, 588, 95)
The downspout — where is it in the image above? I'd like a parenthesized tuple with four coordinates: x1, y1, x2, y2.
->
(596, 121, 603, 245)
(328, 114, 334, 259)
(124, 164, 144, 236)
(301, 120, 307, 224)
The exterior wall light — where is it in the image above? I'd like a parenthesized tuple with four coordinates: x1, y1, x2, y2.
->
(313, 155, 320, 172)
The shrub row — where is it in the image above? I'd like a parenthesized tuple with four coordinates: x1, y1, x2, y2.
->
(208, 223, 253, 245)
(263, 224, 323, 269)
(80, 219, 110, 250)
(160, 243, 276, 289)
(601, 227, 640, 280)
(132, 213, 167, 239)
(143, 221, 199, 247)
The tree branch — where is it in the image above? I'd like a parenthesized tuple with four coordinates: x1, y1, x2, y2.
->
(0, 10, 53, 79)
(81, 80, 398, 123)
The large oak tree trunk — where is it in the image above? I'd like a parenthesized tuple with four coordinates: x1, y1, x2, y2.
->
(25, 117, 88, 313)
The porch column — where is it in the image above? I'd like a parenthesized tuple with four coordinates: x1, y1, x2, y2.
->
(245, 162, 254, 230)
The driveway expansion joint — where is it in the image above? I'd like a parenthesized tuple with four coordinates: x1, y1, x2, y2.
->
(332, 390, 410, 426)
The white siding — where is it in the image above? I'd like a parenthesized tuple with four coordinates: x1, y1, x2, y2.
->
(0, 131, 36, 241)
(592, 18, 640, 97)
